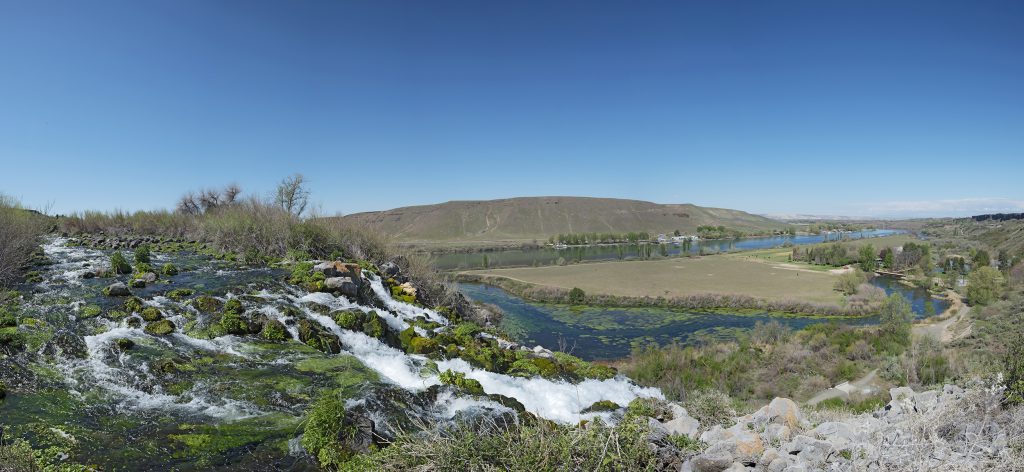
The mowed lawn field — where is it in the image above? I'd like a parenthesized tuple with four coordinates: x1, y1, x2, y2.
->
(464, 255, 845, 304)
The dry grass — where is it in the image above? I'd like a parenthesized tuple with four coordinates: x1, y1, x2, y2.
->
(0, 195, 49, 286)
(465, 255, 844, 305)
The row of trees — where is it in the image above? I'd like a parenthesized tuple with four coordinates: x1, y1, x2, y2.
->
(548, 232, 653, 245)
(176, 174, 311, 217)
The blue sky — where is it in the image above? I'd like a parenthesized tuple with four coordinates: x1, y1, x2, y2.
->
(1, 1, 1022, 218)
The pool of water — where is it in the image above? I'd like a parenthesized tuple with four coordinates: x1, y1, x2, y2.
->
(434, 229, 905, 270)
(458, 275, 947, 361)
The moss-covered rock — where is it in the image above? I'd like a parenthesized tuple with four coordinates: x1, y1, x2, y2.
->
(261, 319, 288, 341)
(140, 307, 163, 322)
(167, 288, 194, 300)
(297, 319, 341, 354)
(79, 304, 102, 319)
(331, 310, 364, 331)
(124, 296, 145, 314)
(301, 393, 353, 468)
(194, 296, 222, 313)
(145, 319, 176, 336)
(439, 369, 485, 395)
(115, 338, 135, 351)
(134, 244, 152, 265)
(581, 400, 621, 413)
(361, 312, 385, 339)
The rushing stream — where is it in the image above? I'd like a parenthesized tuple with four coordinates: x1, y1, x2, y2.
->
(0, 238, 660, 470)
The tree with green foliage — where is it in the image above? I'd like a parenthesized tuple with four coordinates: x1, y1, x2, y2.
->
(879, 293, 913, 337)
(858, 244, 877, 272)
(568, 287, 586, 304)
(966, 266, 1003, 306)
(834, 269, 867, 295)
(972, 249, 991, 268)
(882, 249, 895, 270)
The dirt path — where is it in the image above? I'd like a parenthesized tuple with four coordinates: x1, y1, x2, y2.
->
(912, 290, 970, 343)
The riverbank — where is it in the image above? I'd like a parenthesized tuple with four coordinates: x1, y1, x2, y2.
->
(455, 256, 881, 317)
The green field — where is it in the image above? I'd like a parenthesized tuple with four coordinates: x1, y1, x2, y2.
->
(465, 254, 844, 304)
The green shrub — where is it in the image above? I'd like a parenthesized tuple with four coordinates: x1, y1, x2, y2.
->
(110, 251, 132, 274)
(134, 244, 152, 264)
(568, 287, 586, 304)
(161, 263, 179, 276)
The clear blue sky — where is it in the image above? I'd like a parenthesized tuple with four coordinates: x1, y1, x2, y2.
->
(1, 0, 1022, 218)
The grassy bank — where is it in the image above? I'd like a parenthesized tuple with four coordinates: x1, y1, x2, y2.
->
(456, 271, 881, 317)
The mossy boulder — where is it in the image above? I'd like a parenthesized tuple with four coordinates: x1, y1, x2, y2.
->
(167, 288, 194, 300)
(145, 319, 176, 336)
(134, 244, 152, 265)
(297, 319, 341, 354)
(361, 312, 386, 339)
(331, 310, 364, 331)
(408, 337, 438, 355)
(194, 296, 222, 313)
(140, 307, 163, 322)
(439, 369, 485, 395)
(581, 400, 621, 413)
(115, 338, 135, 351)
(0, 329, 26, 354)
(124, 297, 145, 314)
(79, 304, 102, 319)
(261, 319, 289, 341)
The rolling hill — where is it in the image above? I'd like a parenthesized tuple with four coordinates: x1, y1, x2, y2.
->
(339, 197, 786, 245)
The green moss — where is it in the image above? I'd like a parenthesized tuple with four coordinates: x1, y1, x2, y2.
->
(140, 306, 163, 322)
(144, 319, 176, 336)
(0, 308, 17, 327)
(0, 328, 26, 353)
(194, 295, 222, 313)
(261, 319, 288, 341)
(115, 338, 135, 350)
(408, 337, 438, 354)
(331, 310, 364, 331)
(167, 288, 194, 300)
(110, 251, 132, 274)
(362, 312, 385, 339)
(80, 304, 102, 319)
(124, 296, 145, 314)
(581, 400, 621, 413)
(223, 298, 243, 315)
(439, 369, 485, 395)
(161, 262, 179, 276)
(220, 310, 248, 336)
(288, 262, 326, 291)
(301, 392, 354, 468)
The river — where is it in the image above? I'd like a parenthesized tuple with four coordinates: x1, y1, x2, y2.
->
(459, 275, 948, 361)
(433, 229, 905, 270)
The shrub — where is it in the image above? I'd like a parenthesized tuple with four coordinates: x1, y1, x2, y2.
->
(967, 266, 1004, 306)
(110, 251, 132, 274)
(834, 269, 867, 295)
(683, 389, 736, 429)
(134, 244, 151, 265)
(0, 195, 48, 287)
(568, 287, 586, 304)
(161, 263, 179, 276)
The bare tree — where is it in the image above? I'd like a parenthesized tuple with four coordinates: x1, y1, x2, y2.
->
(275, 174, 310, 217)
(176, 184, 242, 215)
(177, 192, 202, 215)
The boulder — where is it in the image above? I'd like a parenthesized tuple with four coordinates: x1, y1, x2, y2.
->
(139, 272, 157, 283)
(663, 404, 700, 439)
(763, 423, 792, 444)
(129, 279, 146, 288)
(314, 261, 362, 280)
(914, 390, 939, 412)
(786, 435, 833, 468)
(810, 421, 860, 448)
(104, 282, 131, 297)
(687, 448, 734, 472)
(42, 331, 88, 359)
(889, 386, 915, 402)
(753, 397, 802, 430)
(700, 425, 763, 465)
(324, 277, 359, 297)
(647, 417, 670, 443)
(381, 261, 401, 278)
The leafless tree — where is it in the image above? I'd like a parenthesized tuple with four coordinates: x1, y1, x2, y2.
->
(176, 184, 242, 215)
(275, 173, 310, 217)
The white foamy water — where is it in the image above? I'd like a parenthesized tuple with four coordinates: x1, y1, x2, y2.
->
(436, 358, 663, 424)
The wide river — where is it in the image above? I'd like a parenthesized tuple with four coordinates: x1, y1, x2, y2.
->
(459, 276, 947, 361)
(434, 229, 905, 270)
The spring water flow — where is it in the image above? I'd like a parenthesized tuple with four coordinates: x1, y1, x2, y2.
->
(6, 236, 663, 467)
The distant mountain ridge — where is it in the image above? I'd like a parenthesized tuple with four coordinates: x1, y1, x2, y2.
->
(339, 197, 787, 244)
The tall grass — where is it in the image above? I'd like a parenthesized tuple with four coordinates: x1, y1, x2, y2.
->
(61, 208, 198, 239)
(0, 195, 49, 286)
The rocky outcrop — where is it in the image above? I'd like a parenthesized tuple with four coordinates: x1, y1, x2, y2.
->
(675, 384, 1021, 472)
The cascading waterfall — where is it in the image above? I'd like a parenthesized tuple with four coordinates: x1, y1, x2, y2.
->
(33, 236, 662, 429)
